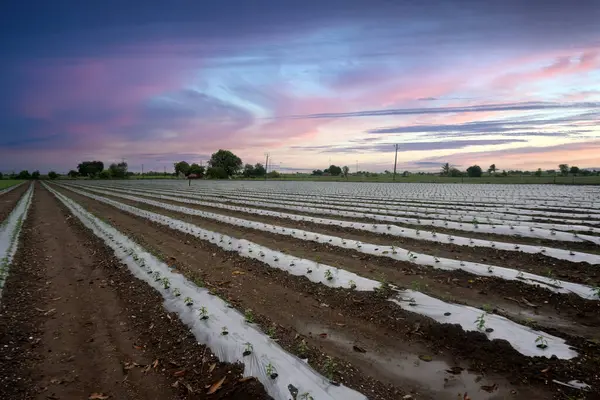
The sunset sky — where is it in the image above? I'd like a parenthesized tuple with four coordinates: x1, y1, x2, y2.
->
(1, 0, 599, 173)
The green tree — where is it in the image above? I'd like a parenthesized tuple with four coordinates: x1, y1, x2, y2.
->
(253, 163, 266, 177)
(558, 164, 569, 176)
(188, 163, 205, 177)
(449, 168, 462, 177)
(17, 170, 31, 179)
(534, 168, 542, 177)
(0, 172, 3, 179)
(99, 170, 111, 179)
(466, 165, 483, 177)
(208, 150, 242, 177)
(68, 170, 79, 178)
(342, 166, 350, 178)
(312, 169, 323, 176)
(108, 162, 128, 178)
(31, 171, 40, 179)
(327, 165, 342, 176)
(174, 161, 191, 176)
(206, 166, 228, 179)
(488, 164, 496, 174)
(77, 161, 104, 177)
(570, 166, 580, 176)
(267, 170, 280, 179)
(441, 163, 450, 176)
(48, 171, 59, 180)
(242, 164, 255, 178)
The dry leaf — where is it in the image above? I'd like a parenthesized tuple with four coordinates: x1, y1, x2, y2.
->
(174, 370, 186, 377)
(208, 363, 216, 373)
(133, 345, 143, 350)
(207, 376, 226, 394)
(89, 393, 109, 400)
(123, 361, 140, 370)
(152, 359, 159, 369)
(239, 376, 255, 382)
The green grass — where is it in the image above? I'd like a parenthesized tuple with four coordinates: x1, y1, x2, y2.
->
(0, 180, 24, 190)
(243, 174, 600, 185)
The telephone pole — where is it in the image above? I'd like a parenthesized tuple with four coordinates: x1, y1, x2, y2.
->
(393, 144, 399, 181)
(265, 153, 270, 181)
(141, 164, 144, 178)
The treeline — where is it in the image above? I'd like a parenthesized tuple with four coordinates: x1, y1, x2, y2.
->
(311, 165, 350, 177)
(439, 163, 599, 178)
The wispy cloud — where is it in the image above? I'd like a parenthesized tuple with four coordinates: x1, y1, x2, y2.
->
(292, 139, 527, 153)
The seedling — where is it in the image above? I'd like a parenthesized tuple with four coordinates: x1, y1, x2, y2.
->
(299, 393, 314, 400)
(434, 256, 440, 263)
(487, 266, 494, 274)
(590, 286, 600, 298)
(535, 335, 548, 349)
(411, 280, 422, 291)
(184, 296, 194, 306)
(324, 269, 334, 281)
(243, 342, 253, 356)
(266, 362, 278, 379)
(516, 271, 525, 280)
(323, 356, 337, 381)
(391, 245, 398, 254)
(475, 313, 486, 330)
(375, 279, 391, 297)
(199, 306, 209, 320)
(245, 309, 255, 323)
(153, 271, 161, 281)
(297, 339, 309, 357)
(161, 277, 170, 289)
(482, 304, 493, 313)
(266, 325, 276, 338)
(306, 267, 312, 274)
(221, 326, 229, 335)
(349, 280, 357, 290)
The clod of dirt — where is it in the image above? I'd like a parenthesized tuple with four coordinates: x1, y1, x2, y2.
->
(353, 345, 367, 353)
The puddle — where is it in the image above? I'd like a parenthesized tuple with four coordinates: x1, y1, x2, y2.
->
(302, 322, 519, 400)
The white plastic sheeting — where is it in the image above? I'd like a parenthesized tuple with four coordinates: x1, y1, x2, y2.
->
(65, 184, 600, 265)
(0, 184, 34, 298)
(63, 185, 599, 300)
(46, 183, 368, 400)
(0, 182, 25, 196)
(53, 184, 579, 359)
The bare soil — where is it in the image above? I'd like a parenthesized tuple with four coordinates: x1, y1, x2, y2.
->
(0, 184, 268, 400)
(53, 184, 600, 399)
(0, 183, 28, 223)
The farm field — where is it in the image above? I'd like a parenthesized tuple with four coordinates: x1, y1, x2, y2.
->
(0, 179, 24, 191)
(1, 180, 600, 400)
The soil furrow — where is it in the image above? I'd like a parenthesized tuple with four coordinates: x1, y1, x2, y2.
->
(0, 184, 268, 400)
(0, 183, 29, 224)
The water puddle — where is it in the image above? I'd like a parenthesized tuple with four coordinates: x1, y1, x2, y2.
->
(302, 322, 520, 399)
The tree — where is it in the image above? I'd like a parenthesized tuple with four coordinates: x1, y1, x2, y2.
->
(441, 163, 450, 176)
(267, 170, 280, 179)
(558, 164, 569, 176)
(99, 170, 111, 179)
(328, 165, 342, 176)
(188, 163, 205, 178)
(31, 171, 40, 179)
(488, 164, 496, 174)
(77, 161, 104, 177)
(534, 168, 542, 177)
(342, 166, 350, 178)
(570, 166, 580, 176)
(242, 164, 255, 178)
(68, 170, 79, 178)
(466, 165, 483, 177)
(312, 169, 323, 176)
(581, 169, 592, 176)
(449, 168, 462, 177)
(208, 150, 242, 177)
(206, 166, 228, 179)
(546, 169, 555, 175)
(108, 162, 128, 178)
(48, 171, 58, 180)
(17, 170, 31, 179)
(0, 172, 3, 179)
(174, 161, 191, 176)
(253, 163, 266, 177)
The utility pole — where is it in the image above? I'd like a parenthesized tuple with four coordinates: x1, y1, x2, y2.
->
(393, 144, 399, 181)
(356, 160, 358, 173)
(164, 166, 166, 177)
(265, 153, 269, 181)
(141, 164, 144, 179)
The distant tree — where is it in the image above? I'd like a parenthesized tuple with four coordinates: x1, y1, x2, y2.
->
(253, 163, 266, 177)
(546, 169, 555, 175)
(328, 165, 342, 176)
(188, 163, 205, 178)
(570, 166, 580, 176)
(99, 170, 111, 179)
(31, 170, 40, 179)
(48, 171, 58, 180)
(206, 166, 228, 179)
(534, 168, 542, 177)
(208, 150, 242, 177)
(108, 162, 128, 178)
(449, 168, 463, 177)
(402, 170, 410, 177)
(267, 170, 280, 179)
(488, 164, 496, 174)
(581, 169, 592, 176)
(342, 166, 350, 178)
(0, 172, 3, 179)
(77, 161, 104, 177)
(312, 169, 323, 176)
(174, 161, 191, 176)
(501, 170, 508, 176)
(17, 170, 31, 179)
(466, 165, 483, 177)
(558, 164, 569, 176)
(242, 164, 255, 178)
(440, 163, 450, 176)
(67, 170, 79, 178)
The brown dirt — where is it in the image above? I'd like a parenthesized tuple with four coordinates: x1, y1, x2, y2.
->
(0, 184, 268, 400)
(52, 184, 600, 399)
(0, 183, 28, 223)
(70, 186, 600, 339)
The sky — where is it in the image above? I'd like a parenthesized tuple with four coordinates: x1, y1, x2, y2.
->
(1, 0, 599, 174)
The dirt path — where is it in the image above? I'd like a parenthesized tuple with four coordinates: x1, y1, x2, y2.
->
(49, 185, 575, 399)
(0, 182, 28, 223)
(65, 187, 600, 340)
(0, 184, 268, 400)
